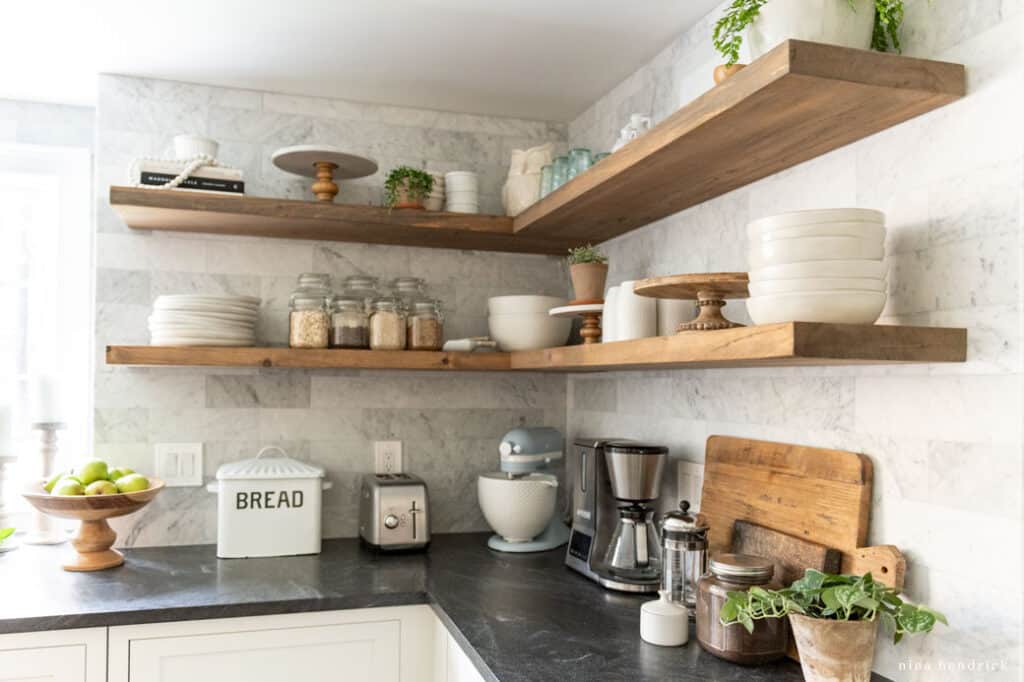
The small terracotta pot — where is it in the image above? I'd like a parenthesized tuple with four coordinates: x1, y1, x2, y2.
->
(713, 63, 747, 84)
(569, 263, 609, 302)
(392, 180, 425, 210)
(788, 614, 878, 682)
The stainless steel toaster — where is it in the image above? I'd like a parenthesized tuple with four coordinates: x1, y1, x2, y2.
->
(358, 473, 430, 550)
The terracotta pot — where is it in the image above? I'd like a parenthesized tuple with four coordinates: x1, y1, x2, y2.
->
(392, 179, 425, 210)
(788, 614, 878, 682)
(569, 263, 608, 302)
(713, 63, 746, 84)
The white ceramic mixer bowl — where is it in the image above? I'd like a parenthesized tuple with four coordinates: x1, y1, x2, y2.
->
(477, 473, 557, 542)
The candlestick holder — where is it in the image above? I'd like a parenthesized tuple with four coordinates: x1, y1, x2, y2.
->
(23, 422, 68, 545)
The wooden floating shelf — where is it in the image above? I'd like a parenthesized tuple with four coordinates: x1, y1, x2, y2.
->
(107, 323, 966, 372)
(108, 186, 575, 256)
(513, 40, 966, 243)
(109, 42, 964, 254)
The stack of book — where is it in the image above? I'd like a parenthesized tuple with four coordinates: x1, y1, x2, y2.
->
(135, 160, 244, 195)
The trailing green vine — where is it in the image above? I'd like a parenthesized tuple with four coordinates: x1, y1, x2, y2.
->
(713, 0, 909, 66)
(384, 166, 434, 208)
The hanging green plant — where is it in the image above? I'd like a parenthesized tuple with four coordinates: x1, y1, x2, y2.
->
(713, 0, 908, 66)
(384, 166, 434, 208)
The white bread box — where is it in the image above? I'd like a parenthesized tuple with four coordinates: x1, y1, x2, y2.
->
(206, 446, 332, 559)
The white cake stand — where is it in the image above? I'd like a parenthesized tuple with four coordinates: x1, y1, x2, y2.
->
(272, 145, 378, 203)
(549, 303, 604, 344)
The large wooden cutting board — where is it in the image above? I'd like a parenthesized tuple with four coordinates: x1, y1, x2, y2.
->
(700, 436, 905, 589)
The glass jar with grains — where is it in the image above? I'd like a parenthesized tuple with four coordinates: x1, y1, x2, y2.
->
(289, 273, 332, 348)
(369, 297, 406, 350)
(339, 275, 380, 313)
(329, 296, 369, 349)
(389, 276, 426, 310)
(407, 299, 444, 350)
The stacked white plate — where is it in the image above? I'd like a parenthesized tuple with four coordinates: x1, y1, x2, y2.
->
(445, 171, 479, 213)
(746, 209, 888, 325)
(149, 295, 260, 346)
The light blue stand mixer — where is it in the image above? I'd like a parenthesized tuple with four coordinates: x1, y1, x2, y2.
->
(477, 427, 571, 553)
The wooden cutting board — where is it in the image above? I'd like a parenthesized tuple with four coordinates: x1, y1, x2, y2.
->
(732, 520, 842, 587)
(701, 436, 905, 589)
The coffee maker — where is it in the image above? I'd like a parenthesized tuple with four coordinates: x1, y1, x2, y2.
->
(565, 438, 667, 593)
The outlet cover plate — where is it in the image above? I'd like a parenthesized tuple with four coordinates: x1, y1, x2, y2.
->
(374, 441, 403, 474)
(154, 443, 204, 487)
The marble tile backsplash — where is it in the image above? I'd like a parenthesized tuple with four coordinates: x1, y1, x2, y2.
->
(566, 2, 1023, 680)
(94, 74, 569, 546)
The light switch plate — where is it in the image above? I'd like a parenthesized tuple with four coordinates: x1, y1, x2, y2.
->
(154, 443, 204, 487)
(374, 441, 403, 474)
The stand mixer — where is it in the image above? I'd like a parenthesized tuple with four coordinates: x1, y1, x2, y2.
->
(477, 427, 571, 553)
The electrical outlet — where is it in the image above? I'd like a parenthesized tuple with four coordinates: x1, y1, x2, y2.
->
(154, 443, 204, 487)
(677, 460, 704, 510)
(374, 441, 403, 474)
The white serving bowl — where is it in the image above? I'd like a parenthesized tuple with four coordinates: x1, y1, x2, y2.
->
(748, 277, 887, 296)
(488, 312, 572, 351)
(750, 259, 888, 281)
(748, 208, 885, 233)
(477, 473, 557, 542)
(446, 189, 479, 202)
(747, 291, 886, 325)
(749, 221, 886, 243)
(748, 236, 884, 269)
(488, 295, 568, 315)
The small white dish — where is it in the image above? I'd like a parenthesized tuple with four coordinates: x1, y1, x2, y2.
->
(150, 337, 255, 347)
(750, 259, 888, 281)
(747, 290, 886, 325)
(748, 208, 885, 233)
(640, 591, 689, 647)
(748, 236, 884, 269)
(748, 277, 887, 296)
(749, 221, 885, 243)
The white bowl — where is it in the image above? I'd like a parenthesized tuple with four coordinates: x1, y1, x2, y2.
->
(488, 295, 568, 315)
(750, 259, 888, 281)
(444, 171, 479, 189)
(747, 291, 886, 325)
(446, 189, 479, 202)
(174, 134, 219, 160)
(488, 312, 572, 351)
(748, 208, 885, 233)
(748, 277, 887, 296)
(748, 236, 884, 269)
(446, 204, 480, 214)
(478, 473, 557, 542)
(749, 221, 885, 242)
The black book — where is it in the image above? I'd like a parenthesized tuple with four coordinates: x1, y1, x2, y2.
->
(140, 172, 245, 194)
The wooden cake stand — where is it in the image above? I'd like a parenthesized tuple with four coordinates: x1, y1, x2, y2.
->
(272, 145, 378, 202)
(634, 273, 749, 331)
(549, 302, 604, 344)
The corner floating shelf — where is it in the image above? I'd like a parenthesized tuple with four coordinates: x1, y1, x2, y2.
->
(109, 42, 964, 253)
(107, 323, 967, 373)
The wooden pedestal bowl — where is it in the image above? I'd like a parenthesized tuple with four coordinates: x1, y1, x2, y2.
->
(22, 479, 164, 572)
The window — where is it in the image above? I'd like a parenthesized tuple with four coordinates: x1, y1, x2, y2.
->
(0, 143, 93, 525)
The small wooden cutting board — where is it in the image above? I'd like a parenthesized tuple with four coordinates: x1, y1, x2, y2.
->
(731, 520, 842, 586)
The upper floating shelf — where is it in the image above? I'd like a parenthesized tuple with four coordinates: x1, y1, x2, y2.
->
(512, 40, 966, 243)
(108, 187, 574, 255)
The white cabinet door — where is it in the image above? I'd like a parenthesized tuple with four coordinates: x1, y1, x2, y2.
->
(0, 628, 106, 682)
(447, 633, 486, 682)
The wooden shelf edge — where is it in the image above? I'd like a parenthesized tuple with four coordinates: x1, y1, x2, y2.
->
(106, 324, 966, 372)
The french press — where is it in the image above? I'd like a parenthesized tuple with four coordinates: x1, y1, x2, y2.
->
(660, 500, 709, 612)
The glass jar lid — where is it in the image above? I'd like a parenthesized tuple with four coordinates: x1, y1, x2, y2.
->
(290, 272, 332, 306)
(330, 296, 366, 313)
(290, 295, 327, 310)
(297, 272, 331, 288)
(390, 276, 425, 292)
(408, 299, 441, 315)
(660, 500, 708, 537)
(341, 275, 379, 289)
(370, 296, 403, 313)
(709, 553, 774, 582)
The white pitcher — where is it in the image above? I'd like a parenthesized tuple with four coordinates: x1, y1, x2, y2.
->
(611, 114, 653, 152)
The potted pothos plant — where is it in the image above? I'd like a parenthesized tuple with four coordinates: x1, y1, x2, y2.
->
(721, 569, 946, 682)
(567, 244, 608, 302)
(712, 0, 908, 82)
(384, 166, 434, 210)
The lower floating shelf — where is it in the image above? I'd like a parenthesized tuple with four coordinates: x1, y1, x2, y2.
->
(107, 323, 967, 372)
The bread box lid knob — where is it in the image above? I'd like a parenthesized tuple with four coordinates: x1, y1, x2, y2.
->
(215, 446, 325, 480)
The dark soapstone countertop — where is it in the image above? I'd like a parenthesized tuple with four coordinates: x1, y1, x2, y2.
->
(1, 533, 887, 681)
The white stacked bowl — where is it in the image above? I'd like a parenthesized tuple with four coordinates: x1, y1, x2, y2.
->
(746, 209, 887, 325)
(487, 295, 571, 351)
(445, 171, 479, 213)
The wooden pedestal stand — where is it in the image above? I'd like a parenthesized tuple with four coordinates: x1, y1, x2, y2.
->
(272, 146, 378, 203)
(549, 302, 604, 344)
(634, 273, 749, 332)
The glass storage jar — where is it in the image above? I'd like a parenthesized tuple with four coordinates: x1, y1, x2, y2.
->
(339, 275, 380, 313)
(389, 277, 427, 310)
(696, 553, 788, 665)
(407, 299, 444, 350)
(567, 148, 592, 179)
(551, 155, 569, 190)
(369, 298, 407, 350)
(329, 296, 369, 349)
(288, 273, 332, 348)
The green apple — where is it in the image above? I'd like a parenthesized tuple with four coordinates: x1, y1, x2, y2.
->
(115, 473, 150, 493)
(44, 471, 67, 492)
(85, 480, 118, 495)
(53, 480, 85, 496)
(59, 475, 83, 486)
(75, 459, 109, 486)
(107, 467, 135, 481)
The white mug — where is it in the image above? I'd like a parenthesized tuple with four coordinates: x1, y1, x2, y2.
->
(616, 280, 657, 341)
(174, 134, 219, 160)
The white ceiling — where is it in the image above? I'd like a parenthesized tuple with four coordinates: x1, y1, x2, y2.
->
(0, 0, 720, 121)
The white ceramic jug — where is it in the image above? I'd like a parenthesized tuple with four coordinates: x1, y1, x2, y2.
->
(611, 114, 653, 152)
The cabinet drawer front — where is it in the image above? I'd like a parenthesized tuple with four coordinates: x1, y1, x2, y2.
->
(0, 646, 87, 682)
(128, 620, 401, 682)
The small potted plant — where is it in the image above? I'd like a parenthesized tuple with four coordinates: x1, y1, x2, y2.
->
(721, 569, 946, 682)
(567, 244, 608, 302)
(384, 166, 434, 210)
(712, 0, 908, 83)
